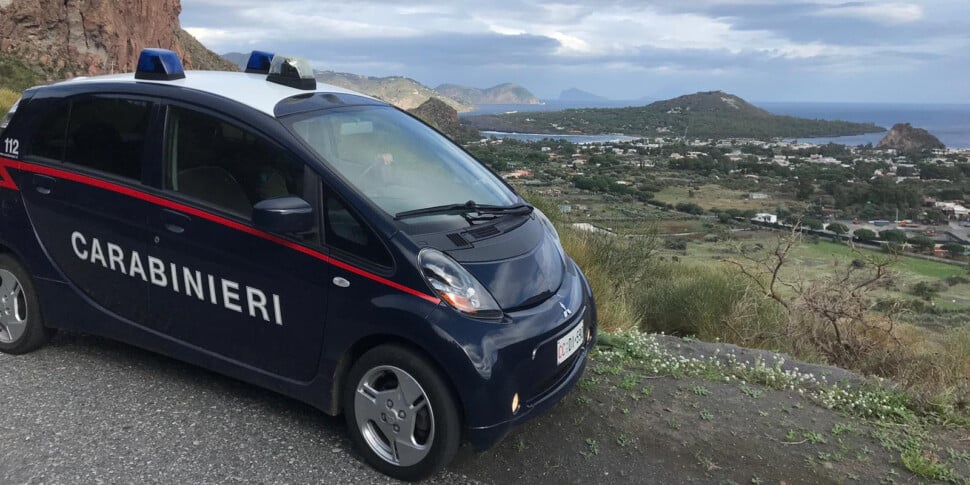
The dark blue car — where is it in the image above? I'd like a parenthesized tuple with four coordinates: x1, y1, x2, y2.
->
(0, 49, 596, 481)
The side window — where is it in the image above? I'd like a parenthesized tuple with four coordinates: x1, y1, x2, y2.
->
(323, 189, 392, 268)
(64, 97, 150, 180)
(25, 101, 71, 162)
(165, 106, 305, 218)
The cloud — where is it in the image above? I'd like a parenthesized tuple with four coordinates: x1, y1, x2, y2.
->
(815, 2, 924, 25)
(179, 0, 970, 102)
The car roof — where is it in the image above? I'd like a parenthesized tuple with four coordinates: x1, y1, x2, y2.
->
(53, 71, 377, 117)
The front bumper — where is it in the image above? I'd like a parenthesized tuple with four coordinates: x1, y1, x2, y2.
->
(426, 264, 598, 450)
(466, 324, 594, 449)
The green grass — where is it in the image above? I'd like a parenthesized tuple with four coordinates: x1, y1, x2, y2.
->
(796, 240, 965, 280)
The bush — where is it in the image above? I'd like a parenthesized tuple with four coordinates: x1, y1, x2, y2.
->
(827, 222, 849, 235)
(908, 235, 935, 253)
(910, 281, 943, 301)
(853, 228, 877, 240)
(674, 202, 704, 215)
(879, 229, 907, 243)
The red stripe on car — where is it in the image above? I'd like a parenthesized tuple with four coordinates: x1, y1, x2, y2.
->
(0, 156, 441, 305)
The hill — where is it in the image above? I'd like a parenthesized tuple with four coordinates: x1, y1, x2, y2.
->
(559, 87, 609, 102)
(464, 90, 885, 139)
(435, 83, 539, 105)
(312, 71, 471, 112)
(877, 123, 945, 151)
(0, 0, 236, 92)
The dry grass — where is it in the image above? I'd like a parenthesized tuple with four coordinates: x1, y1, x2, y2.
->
(0, 89, 19, 115)
(652, 183, 793, 212)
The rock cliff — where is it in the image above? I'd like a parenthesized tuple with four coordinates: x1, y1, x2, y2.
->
(0, 0, 235, 85)
(877, 123, 945, 152)
(407, 97, 480, 142)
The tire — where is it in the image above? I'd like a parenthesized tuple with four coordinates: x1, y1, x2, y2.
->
(0, 253, 53, 355)
(343, 344, 461, 482)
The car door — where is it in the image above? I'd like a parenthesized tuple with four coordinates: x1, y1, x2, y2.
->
(146, 104, 328, 381)
(18, 95, 155, 325)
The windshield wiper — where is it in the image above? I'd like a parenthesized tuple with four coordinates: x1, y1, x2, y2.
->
(394, 201, 533, 220)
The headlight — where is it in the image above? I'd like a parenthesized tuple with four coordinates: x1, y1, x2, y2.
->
(419, 248, 503, 320)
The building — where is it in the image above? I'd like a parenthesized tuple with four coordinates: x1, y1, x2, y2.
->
(751, 213, 778, 224)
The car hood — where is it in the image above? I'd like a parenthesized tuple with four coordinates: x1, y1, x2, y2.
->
(444, 216, 564, 310)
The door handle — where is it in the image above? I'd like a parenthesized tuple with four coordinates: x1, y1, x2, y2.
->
(332, 277, 350, 288)
(31, 174, 55, 195)
(160, 209, 191, 234)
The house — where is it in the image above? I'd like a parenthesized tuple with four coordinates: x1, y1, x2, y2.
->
(751, 213, 778, 224)
(936, 201, 970, 220)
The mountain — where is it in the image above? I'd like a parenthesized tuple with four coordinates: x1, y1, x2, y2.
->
(221, 52, 249, 69)
(559, 88, 609, 102)
(464, 90, 885, 139)
(219, 52, 474, 112)
(407, 97, 480, 143)
(877, 123, 945, 151)
(312, 71, 471, 112)
(435, 83, 540, 105)
(0, 0, 236, 92)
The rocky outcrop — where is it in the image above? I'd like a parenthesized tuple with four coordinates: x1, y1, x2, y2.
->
(877, 123, 945, 152)
(407, 97, 480, 142)
(0, 0, 235, 84)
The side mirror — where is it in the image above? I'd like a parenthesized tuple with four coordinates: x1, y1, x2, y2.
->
(253, 196, 314, 233)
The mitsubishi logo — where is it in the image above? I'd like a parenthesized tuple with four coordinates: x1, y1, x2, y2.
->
(559, 301, 573, 319)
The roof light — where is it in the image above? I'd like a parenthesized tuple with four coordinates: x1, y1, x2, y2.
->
(266, 55, 316, 90)
(135, 48, 185, 81)
(245, 50, 275, 74)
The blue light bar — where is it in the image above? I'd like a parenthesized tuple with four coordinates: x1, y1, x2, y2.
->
(135, 48, 186, 81)
(266, 55, 317, 90)
(245, 50, 275, 74)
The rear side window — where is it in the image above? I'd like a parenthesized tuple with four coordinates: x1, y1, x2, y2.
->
(64, 98, 150, 180)
(26, 96, 150, 182)
(26, 101, 71, 161)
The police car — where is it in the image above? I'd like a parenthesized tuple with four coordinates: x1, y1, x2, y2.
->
(0, 49, 597, 481)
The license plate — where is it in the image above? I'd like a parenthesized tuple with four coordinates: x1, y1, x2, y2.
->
(556, 320, 584, 365)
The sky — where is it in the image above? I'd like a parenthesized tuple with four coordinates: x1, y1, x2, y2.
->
(181, 0, 970, 103)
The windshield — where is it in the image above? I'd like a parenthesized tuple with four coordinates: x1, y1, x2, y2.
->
(285, 106, 517, 216)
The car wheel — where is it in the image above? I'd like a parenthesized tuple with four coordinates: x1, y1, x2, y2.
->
(343, 344, 460, 482)
(0, 253, 53, 355)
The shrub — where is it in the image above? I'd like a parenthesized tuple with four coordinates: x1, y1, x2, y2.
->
(854, 228, 877, 240)
(827, 222, 849, 235)
(879, 229, 907, 243)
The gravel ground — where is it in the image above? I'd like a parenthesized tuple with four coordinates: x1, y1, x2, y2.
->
(0, 332, 480, 484)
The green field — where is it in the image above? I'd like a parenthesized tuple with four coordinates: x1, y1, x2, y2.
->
(674, 233, 970, 318)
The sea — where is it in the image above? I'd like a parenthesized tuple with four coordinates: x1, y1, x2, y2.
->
(463, 100, 970, 148)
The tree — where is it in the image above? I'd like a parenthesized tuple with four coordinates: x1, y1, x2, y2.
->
(879, 229, 907, 244)
(795, 177, 814, 201)
(802, 218, 824, 230)
(909, 235, 935, 253)
(942, 242, 966, 259)
(827, 222, 849, 235)
(854, 228, 877, 241)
